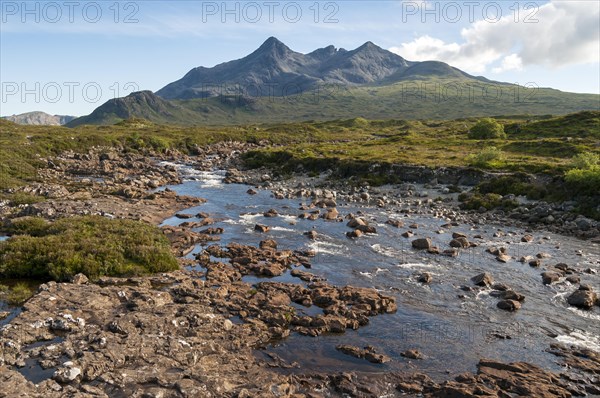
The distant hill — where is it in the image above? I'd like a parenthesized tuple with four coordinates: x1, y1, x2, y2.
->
(67, 37, 600, 127)
(3, 111, 76, 126)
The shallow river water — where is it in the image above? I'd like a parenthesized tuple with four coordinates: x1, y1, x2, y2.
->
(158, 164, 600, 378)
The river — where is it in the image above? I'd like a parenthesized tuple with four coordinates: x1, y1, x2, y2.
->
(155, 163, 600, 379)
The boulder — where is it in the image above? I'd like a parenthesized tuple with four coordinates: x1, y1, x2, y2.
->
(471, 272, 493, 287)
(567, 288, 598, 309)
(411, 238, 432, 250)
(497, 299, 521, 311)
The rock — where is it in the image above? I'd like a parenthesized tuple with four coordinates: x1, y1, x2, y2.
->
(346, 229, 363, 239)
(529, 259, 542, 267)
(536, 252, 551, 259)
(54, 366, 81, 383)
(409, 223, 419, 229)
(385, 219, 404, 228)
(499, 290, 525, 302)
(259, 239, 278, 250)
(263, 208, 278, 217)
(402, 231, 414, 238)
(566, 276, 580, 284)
(496, 254, 511, 263)
(449, 237, 470, 248)
(223, 319, 233, 331)
(175, 213, 194, 219)
(411, 238, 432, 250)
(451, 232, 467, 239)
(247, 188, 258, 195)
(471, 272, 493, 287)
(356, 225, 377, 234)
(541, 272, 561, 285)
(347, 218, 367, 228)
(521, 234, 534, 243)
(254, 224, 270, 233)
(336, 345, 390, 364)
(418, 272, 432, 284)
(323, 208, 339, 220)
(71, 273, 89, 285)
(567, 289, 598, 309)
(401, 349, 424, 360)
(304, 230, 318, 240)
(497, 299, 521, 311)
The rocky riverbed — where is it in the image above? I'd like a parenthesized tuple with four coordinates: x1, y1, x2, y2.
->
(0, 144, 599, 397)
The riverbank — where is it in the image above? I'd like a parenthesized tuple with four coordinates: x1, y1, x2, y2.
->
(0, 144, 599, 397)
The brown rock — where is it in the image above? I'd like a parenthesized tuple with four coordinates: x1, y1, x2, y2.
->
(411, 238, 432, 250)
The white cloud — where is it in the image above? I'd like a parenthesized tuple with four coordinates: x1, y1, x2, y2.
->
(492, 54, 523, 73)
(389, 0, 599, 74)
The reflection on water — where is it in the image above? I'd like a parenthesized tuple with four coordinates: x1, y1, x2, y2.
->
(159, 164, 600, 376)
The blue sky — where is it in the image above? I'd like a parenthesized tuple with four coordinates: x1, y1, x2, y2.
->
(1, 0, 599, 116)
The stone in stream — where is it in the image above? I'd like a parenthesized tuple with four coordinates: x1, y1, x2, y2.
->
(401, 349, 424, 360)
(496, 253, 511, 263)
(323, 208, 339, 220)
(254, 224, 270, 233)
(304, 230, 318, 240)
(418, 272, 432, 284)
(541, 272, 561, 285)
(196, 212, 210, 219)
(402, 231, 414, 238)
(175, 213, 194, 219)
(567, 287, 598, 309)
(346, 229, 363, 239)
(566, 276, 580, 284)
(385, 219, 404, 228)
(263, 208, 278, 217)
(347, 217, 367, 228)
(336, 345, 390, 364)
(246, 188, 258, 195)
(471, 272, 494, 287)
(521, 234, 534, 243)
(498, 290, 525, 302)
(451, 232, 467, 239)
(529, 259, 542, 267)
(497, 299, 521, 311)
(536, 252, 552, 259)
(356, 225, 377, 234)
(449, 237, 470, 248)
(486, 247, 507, 256)
(411, 238, 432, 250)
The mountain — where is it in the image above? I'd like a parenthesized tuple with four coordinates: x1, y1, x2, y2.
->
(66, 91, 203, 127)
(156, 37, 420, 99)
(69, 38, 600, 127)
(3, 111, 76, 126)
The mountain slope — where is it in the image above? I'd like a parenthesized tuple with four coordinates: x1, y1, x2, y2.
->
(66, 91, 202, 127)
(69, 37, 600, 127)
(3, 111, 76, 126)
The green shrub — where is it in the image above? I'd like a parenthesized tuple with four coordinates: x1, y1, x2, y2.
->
(565, 168, 600, 197)
(468, 118, 506, 139)
(467, 146, 505, 168)
(0, 216, 178, 281)
(571, 152, 600, 170)
(458, 192, 518, 211)
(5, 216, 49, 236)
(7, 283, 33, 305)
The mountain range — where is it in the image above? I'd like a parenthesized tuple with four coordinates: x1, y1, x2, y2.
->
(67, 37, 599, 127)
(3, 112, 76, 126)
